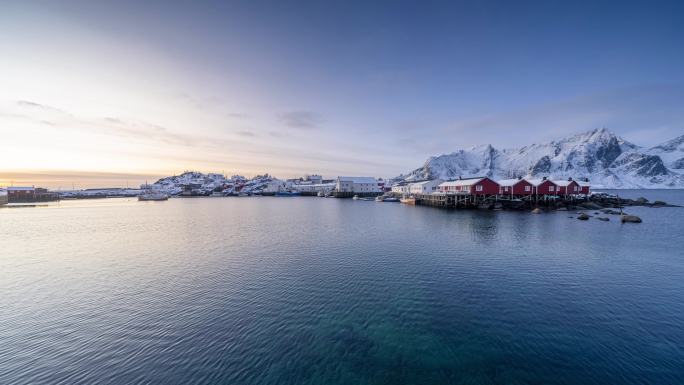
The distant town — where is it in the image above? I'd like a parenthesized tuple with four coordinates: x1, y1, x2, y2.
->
(1, 170, 590, 205)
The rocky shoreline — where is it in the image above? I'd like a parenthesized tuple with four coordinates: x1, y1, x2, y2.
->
(560, 193, 681, 223)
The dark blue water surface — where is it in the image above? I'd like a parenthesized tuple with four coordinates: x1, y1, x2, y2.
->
(1, 191, 683, 385)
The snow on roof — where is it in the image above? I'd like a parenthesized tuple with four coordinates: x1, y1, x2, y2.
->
(525, 178, 556, 186)
(552, 180, 577, 187)
(497, 178, 526, 186)
(439, 178, 484, 187)
(577, 181, 590, 186)
(338, 176, 377, 184)
(410, 179, 442, 186)
(7, 186, 35, 191)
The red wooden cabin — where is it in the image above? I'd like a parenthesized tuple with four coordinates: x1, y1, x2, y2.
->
(525, 178, 559, 195)
(553, 179, 581, 195)
(578, 180, 590, 195)
(498, 178, 534, 195)
(438, 177, 500, 195)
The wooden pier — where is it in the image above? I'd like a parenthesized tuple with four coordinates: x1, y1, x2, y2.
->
(333, 191, 383, 198)
(392, 193, 585, 210)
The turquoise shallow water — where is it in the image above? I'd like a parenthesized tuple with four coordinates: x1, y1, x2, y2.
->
(1, 192, 683, 385)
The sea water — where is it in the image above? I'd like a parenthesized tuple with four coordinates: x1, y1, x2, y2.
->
(1, 191, 683, 384)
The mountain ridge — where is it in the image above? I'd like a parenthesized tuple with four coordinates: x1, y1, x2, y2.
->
(395, 128, 684, 188)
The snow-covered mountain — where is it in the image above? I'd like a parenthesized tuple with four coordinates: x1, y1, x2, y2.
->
(647, 135, 684, 170)
(395, 128, 684, 188)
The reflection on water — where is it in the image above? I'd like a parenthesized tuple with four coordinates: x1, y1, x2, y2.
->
(1, 193, 683, 385)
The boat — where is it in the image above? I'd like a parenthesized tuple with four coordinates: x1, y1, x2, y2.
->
(400, 196, 416, 205)
(352, 195, 360, 200)
(275, 191, 301, 197)
(317, 191, 325, 197)
(138, 191, 169, 201)
(376, 195, 400, 202)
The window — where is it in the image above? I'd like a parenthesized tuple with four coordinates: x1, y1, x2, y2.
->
(476, 185, 483, 192)
(549, 186, 555, 192)
(525, 186, 531, 192)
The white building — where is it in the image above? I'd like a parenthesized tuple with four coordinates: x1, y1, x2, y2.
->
(291, 182, 335, 193)
(409, 179, 443, 195)
(303, 174, 323, 184)
(391, 184, 410, 194)
(0, 188, 7, 206)
(335, 177, 381, 193)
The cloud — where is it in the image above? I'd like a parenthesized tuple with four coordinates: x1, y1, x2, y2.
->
(227, 112, 249, 119)
(237, 130, 256, 137)
(100, 117, 198, 146)
(177, 93, 225, 112)
(103, 117, 125, 124)
(278, 110, 323, 130)
(16, 100, 68, 114)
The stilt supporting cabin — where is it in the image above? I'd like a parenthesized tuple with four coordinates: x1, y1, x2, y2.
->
(396, 193, 585, 210)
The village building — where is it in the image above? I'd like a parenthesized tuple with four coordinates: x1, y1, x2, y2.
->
(497, 178, 534, 196)
(6, 186, 59, 202)
(409, 180, 444, 195)
(377, 179, 391, 192)
(576, 179, 591, 195)
(335, 177, 381, 193)
(525, 177, 559, 195)
(0, 188, 7, 206)
(437, 177, 500, 195)
(391, 183, 410, 195)
(7, 186, 35, 201)
(303, 174, 323, 184)
(553, 178, 581, 195)
(291, 182, 335, 194)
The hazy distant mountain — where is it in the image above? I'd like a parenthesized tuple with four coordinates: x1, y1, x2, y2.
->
(395, 128, 684, 188)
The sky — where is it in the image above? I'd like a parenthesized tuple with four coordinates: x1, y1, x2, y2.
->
(1, 0, 683, 188)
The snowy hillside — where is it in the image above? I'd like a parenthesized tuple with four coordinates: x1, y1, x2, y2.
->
(648, 135, 684, 171)
(149, 171, 281, 195)
(395, 128, 684, 188)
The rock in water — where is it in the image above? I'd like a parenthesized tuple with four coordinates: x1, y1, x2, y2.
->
(636, 197, 649, 204)
(651, 200, 667, 206)
(600, 208, 624, 215)
(531, 208, 543, 214)
(596, 217, 610, 221)
(577, 213, 590, 220)
(621, 215, 642, 223)
(580, 202, 604, 210)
